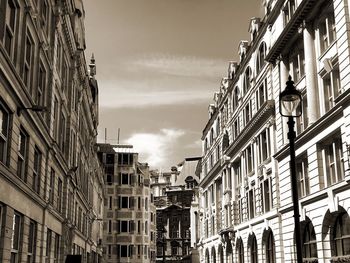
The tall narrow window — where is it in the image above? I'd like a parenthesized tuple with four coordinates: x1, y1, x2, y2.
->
(261, 178, 272, 213)
(0, 103, 10, 164)
(237, 238, 244, 263)
(318, 5, 336, 54)
(257, 129, 270, 164)
(322, 66, 340, 113)
(11, 213, 21, 263)
(57, 178, 62, 213)
(289, 37, 305, 82)
(283, 0, 296, 25)
(54, 234, 60, 263)
(250, 235, 258, 263)
(266, 231, 275, 263)
(23, 29, 34, 92)
(296, 154, 309, 197)
(28, 220, 37, 263)
(243, 67, 252, 95)
(49, 168, 55, 204)
(4, 0, 17, 58)
(17, 129, 27, 181)
(319, 134, 344, 187)
(257, 42, 267, 72)
(33, 147, 42, 194)
(37, 63, 46, 107)
(46, 229, 52, 261)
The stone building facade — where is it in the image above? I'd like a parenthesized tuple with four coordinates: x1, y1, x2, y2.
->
(198, 0, 350, 262)
(97, 144, 156, 263)
(152, 158, 201, 263)
(0, 0, 104, 262)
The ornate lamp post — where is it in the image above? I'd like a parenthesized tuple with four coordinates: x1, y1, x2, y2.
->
(279, 76, 303, 263)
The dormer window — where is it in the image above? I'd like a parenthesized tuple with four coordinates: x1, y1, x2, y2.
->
(283, 0, 296, 25)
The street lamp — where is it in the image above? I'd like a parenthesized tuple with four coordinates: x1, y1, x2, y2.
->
(279, 76, 303, 263)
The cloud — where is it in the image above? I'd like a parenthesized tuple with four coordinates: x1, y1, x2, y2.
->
(130, 54, 227, 78)
(125, 128, 185, 168)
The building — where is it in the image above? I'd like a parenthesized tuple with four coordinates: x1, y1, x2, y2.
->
(97, 144, 156, 263)
(198, 0, 350, 262)
(0, 0, 104, 262)
(152, 157, 201, 263)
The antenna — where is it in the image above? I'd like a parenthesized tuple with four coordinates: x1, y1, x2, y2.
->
(117, 128, 120, 144)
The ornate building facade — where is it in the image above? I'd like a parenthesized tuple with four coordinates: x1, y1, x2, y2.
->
(152, 158, 201, 263)
(198, 0, 350, 262)
(0, 0, 104, 262)
(97, 144, 156, 263)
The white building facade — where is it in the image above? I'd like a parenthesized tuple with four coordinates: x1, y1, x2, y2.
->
(198, 0, 350, 262)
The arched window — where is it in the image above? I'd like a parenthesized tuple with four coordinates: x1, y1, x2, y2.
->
(226, 241, 233, 263)
(219, 245, 224, 263)
(249, 234, 258, 263)
(266, 231, 275, 263)
(243, 67, 252, 95)
(303, 221, 318, 259)
(333, 212, 350, 256)
(205, 249, 210, 263)
(257, 42, 267, 72)
(237, 238, 244, 263)
(211, 247, 216, 263)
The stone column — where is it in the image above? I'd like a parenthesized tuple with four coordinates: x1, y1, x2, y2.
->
(303, 22, 319, 124)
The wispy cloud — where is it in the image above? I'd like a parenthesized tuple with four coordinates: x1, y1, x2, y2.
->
(129, 54, 227, 78)
(125, 128, 185, 168)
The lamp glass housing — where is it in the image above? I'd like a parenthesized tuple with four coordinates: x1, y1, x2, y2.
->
(279, 77, 302, 117)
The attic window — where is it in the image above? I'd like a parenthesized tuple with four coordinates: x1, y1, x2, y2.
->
(75, 8, 82, 17)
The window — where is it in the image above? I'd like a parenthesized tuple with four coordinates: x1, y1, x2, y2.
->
(27, 220, 37, 263)
(266, 231, 275, 263)
(243, 67, 252, 95)
(49, 169, 55, 204)
(333, 212, 350, 256)
(54, 234, 60, 263)
(244, 101, 252, 125)
(57, 178, 62, 213)
(118, 220, 134, 233)
(4, 0, 17, 58)
(296, 92, 308, 135)
(283, 0, 296, 25)
(233, 118, 240, 140)
(37, 63, 46, 108)
(33, 147, 42, 194)
(237, 238, 244, 263)
(232, 86, 240, 111)
(248, 189, 255, 219)
(256, 79, 268, 110)
(261, 178, 272, 213)
(250, 235, 258, 263)
(296, 154, 309, 197)
(257, 42, 267, 73)
(121, 173, 130, 185)
(0, 103, 10, 164)
(322, 66, 340, 113)
(319, 134, 344, 187)
(119, 196, 134, 209)
(17, 128, 28, 181)
(289, 37, 305, 82)
(59, 113, 66, 153)
(11, 213, 21, 263)
(303, 221, 317, 260)
(118, 153, 133, 165)
(233, 160, 242, 188)
(257, 129, 270, 164)
(318, 5, 336, 54)
(23, 29, 34, 91)
(46, 229, 52, 261)
(244, 144, 254, 174)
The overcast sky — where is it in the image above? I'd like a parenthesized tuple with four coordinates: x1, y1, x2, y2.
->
(84, 0, 264, 169)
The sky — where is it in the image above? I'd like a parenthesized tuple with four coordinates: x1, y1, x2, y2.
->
(83, 0, 264, 169)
